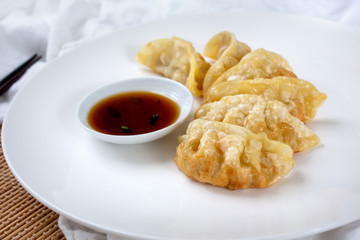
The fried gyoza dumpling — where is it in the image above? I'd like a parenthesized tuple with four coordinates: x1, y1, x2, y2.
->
(210, 48, 297, 87)
(195, 94, 320, 152)
(136, 37, 210, 96)
(204, 76, 327, 123)
(175, 119, 295, 190)
(202, 31, 251, 93)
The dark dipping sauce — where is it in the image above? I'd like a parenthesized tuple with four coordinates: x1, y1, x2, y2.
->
(87, 91, 180, 135)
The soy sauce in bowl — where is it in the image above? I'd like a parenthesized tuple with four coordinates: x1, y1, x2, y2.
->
(77, 77, 193, 144)
(88, 91, 180, 135)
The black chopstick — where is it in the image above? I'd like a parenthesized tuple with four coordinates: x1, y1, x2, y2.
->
(0, 54, 42, 96)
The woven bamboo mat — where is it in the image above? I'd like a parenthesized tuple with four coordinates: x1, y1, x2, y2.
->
(0, 126, 65, 239)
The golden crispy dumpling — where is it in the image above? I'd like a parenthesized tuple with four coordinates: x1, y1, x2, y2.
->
(202, 31, 251, 93)
(195, 94, 320, 152)
(136, 37, 210, 96)
(204, 76, 327, 123)
(210, 48, 297, 87)
(175, 119, 295, 190)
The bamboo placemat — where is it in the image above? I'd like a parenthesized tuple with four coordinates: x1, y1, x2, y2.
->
(0, 125, 65, 239)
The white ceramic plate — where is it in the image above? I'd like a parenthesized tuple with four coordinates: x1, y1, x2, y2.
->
(3, 11, 360, 240)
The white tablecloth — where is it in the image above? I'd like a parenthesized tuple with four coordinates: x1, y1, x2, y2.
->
(1, 0, 360, 239)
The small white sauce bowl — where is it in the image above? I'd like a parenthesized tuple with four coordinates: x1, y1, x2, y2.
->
(77, 77, 193, 144)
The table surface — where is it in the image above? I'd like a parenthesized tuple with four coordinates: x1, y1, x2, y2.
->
(0, 125, 65, 239)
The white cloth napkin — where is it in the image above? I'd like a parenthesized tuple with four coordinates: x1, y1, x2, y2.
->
(1, 0, 360, 239)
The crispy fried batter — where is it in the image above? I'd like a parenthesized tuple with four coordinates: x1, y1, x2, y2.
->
(195, 94, 320, 152)
(136, 37, 210, 96)
(202, 31, 251, 93)
(175, 119, 295, 190)
(204, 76, 327, 123)
(206, 48, 297, 93)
